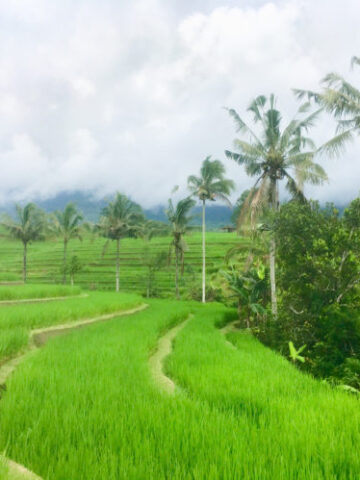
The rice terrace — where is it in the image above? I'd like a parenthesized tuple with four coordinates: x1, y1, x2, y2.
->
(1, 1, 360, 479)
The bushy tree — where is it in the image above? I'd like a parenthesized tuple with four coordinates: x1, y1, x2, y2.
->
(261, 200, 360, 386)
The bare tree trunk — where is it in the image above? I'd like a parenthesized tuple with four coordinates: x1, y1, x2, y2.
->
(202, 199, 206, 304)
(23, 242, 27, 283)
(175, 248, 180, 299)
(62, 239, 68, 284)
(116, 238, 120, 292)
(270, 178, 278, 318)
(70, 274, 74, 287)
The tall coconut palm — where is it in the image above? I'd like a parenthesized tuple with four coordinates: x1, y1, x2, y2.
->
(225, 94, 328, 317)
(98, 193, 144, 292)
(49, 203, 83, 284)
(2, 203, 45, 283)
(166, 196, 196, 299)
(188, 157, 235, 303)
(294, 56, 360, 154)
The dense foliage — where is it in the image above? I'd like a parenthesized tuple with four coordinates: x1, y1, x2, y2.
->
(257, 200, 360, 388)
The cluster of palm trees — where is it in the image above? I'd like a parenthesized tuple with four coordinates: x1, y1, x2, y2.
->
(1, 164, 236, 299)
(224, 56, 360, 317)
(2, 57, 358, 307)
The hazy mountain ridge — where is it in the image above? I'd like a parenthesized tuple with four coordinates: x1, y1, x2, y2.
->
(0, 191, 234, 228)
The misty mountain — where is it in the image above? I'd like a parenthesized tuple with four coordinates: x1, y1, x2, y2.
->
(0, 190, 234, 229)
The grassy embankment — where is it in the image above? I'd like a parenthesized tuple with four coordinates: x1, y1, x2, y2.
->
(0, 232, 241, 295)
(0, 291, 142, 362)
(1, 297, 359, 479)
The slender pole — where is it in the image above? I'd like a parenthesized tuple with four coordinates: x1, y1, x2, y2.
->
(269, 178, 278, 318)
(116, 238, 120, 292)
(175, 247, 180, 299)
(23, 241, 27, 283)
(202, 199, 206, 303)
(63, 239, 67, 284)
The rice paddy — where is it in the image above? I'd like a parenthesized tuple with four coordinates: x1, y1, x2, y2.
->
(0, 290, 359, 479)
(0, 232, 242, 295)
(0, 284, 81, 302)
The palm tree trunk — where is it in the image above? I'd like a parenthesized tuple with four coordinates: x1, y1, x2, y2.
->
(63, 239, 68, 284)
(116, 238, 120, 292)
(147, 267, 151, 298)
(175, 248, 180, 300)
(202, 199, 206, 303)
(23, 241, 27, 283)
(270, 179, 278, 318)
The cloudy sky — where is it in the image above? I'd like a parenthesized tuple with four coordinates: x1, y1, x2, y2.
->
(0, 0, 359, 207)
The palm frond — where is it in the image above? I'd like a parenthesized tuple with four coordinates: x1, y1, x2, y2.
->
(317, 129, 354, 158)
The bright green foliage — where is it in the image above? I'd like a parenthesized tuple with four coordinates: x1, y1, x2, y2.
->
(0, 231, 241, 296)
(0, 284, 81, 301)
(221, 263, 269, 327)
(288, 341, 306, 363)
(2, 300, 360, 479)
(0, 291, 141, 361)
(263, 200, 360, 386)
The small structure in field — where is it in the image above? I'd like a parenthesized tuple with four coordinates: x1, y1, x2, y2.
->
(221, 225, 236, 233)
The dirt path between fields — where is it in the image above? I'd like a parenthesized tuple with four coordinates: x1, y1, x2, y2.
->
(0, 303, 148, 387)
(1, 456, 43, 480)
(220, 320, 241, 349)
(0, 302, 148, 480)
(149, 315, 191, 394)
(0, 293, 88, 306)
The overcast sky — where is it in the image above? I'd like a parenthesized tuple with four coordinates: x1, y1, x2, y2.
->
(0, 0, 359, 207)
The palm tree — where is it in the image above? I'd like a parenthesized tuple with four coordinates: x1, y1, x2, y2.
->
(2, 203, 44, 283)
(225, 94, 328, 317)
(49, 203, 83, 284)
(166, 196, 196, 299)
(188, 157, 235, 303)
(294, 56, 360, 154)
(98, 193, 144, 292)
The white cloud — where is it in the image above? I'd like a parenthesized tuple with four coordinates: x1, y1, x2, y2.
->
(0, 0, 359, 208)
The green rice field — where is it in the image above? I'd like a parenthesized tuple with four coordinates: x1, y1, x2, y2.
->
(0, 288, 360, 479)
(0, 232, 241, 295)
(0, 284, 81, 301)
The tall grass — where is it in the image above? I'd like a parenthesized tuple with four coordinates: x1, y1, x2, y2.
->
(168, 304, 360, 478)
(1, 300, 360, 478)
(0, 291, 142, 361)
(0, 284, 81, 301)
